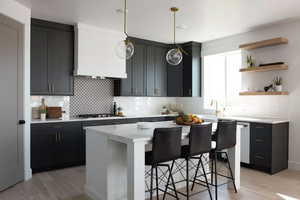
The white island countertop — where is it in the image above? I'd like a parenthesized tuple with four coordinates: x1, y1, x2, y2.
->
(85, 121, 216, 144)
(218, 116, 289, 124)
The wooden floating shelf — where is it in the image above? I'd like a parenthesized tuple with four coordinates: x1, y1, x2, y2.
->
(239, 37, 288, 50)
(239, 64, 288, 72)
(239, 91, 289, 96)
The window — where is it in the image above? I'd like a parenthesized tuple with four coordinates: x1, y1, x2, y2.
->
(203, 51, 242, 110)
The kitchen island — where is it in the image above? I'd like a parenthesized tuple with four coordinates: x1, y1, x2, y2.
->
(85, 121, 241, 200)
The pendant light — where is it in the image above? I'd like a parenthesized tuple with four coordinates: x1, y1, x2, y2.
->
(115, 0, 134, 60)
(166, 7, 183, 66)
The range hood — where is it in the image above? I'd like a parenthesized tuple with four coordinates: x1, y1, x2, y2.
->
(74, 23, 127, 79)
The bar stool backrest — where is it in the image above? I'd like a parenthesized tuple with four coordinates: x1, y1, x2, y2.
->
(152, 127, 182, 165)
(189, 123, 212, 156)
(215, 120, 237, 151)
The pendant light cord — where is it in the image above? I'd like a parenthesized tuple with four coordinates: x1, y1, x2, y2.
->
(173, 10, 176, 44)
(124, 0, 128, 37)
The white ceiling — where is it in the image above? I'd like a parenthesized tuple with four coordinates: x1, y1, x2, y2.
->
(17, 0, 300, 43)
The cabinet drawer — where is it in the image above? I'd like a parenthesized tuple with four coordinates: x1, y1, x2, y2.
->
(252, 152, 270, 167)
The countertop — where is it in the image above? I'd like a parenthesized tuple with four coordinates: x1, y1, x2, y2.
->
(31, 114, 178, 124)
(218, 116, 289, 124)
(85, 121, 217, 144)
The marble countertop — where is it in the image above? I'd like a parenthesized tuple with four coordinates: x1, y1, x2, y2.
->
(218, 116, 289, 124)
(31, 114, 178, 124)
(85, 121, 217, 144)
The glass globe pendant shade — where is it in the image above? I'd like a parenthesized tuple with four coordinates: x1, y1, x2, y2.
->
(166, 48, 183, 66)
(115, 39, 134, 60)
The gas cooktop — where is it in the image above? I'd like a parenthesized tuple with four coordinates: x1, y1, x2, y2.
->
(77, 113, 118, 118)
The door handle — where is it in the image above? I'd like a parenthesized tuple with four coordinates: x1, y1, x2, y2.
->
(18, 120, 26, 125)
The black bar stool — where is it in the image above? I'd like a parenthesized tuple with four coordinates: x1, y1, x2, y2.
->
(145, 127, 182, 200)
(211, 120, 237, 200)
(179, 123, 213, 200)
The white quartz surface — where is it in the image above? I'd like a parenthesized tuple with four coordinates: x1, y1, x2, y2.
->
(85, 121, 217, 144)
(31, 114, 178, 124)
(218, 115, 289, 124)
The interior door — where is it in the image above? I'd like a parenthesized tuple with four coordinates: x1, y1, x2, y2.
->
(0, 15, 23, 191)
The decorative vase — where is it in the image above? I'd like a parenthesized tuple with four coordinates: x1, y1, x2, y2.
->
(40, 113, 46, 121)
(275, 85, 283, 92)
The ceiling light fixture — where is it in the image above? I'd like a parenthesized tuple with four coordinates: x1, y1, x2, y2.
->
(166, 7, 184, 66)
(115, 0, 134, 60)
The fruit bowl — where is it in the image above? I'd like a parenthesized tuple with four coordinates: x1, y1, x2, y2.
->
(175, 114, 204, 126)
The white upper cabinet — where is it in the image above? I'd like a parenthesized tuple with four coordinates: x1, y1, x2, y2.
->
(74, 23, 127, 78)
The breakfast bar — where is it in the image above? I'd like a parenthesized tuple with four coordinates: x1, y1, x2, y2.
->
(84, 121, 241, 200)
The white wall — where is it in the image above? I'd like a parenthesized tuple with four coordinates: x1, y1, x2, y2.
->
(0, 0, 31, 180)
(180, 20, 300, 170)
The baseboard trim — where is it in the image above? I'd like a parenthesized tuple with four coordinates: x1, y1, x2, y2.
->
(85, 185, 104, 200)
(289, 161, 300, 170)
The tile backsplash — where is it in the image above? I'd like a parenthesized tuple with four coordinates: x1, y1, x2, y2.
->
(114, 97, 177, 116)
(70, 77, 114, 116)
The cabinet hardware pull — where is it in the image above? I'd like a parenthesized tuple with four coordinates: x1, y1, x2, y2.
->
(52, 84, 55, 93)
(61, 133, 63, 142)
(255, 155, 265, 159)
(255, 126, 265, 129)
(255, 139, 264, 143)
(189, 89, 192, 95)
(55, 133, 58, 143)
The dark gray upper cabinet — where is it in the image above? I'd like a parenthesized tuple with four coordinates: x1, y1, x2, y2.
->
(167, 42, 202, 97)
(114, 37, 168, 97)
(31, 18, 74, 96)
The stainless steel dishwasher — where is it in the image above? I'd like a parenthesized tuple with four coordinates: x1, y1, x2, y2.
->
(238, 122, 250, 164)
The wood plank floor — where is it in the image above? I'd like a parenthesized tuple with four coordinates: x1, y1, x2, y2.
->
(0, 166, 299, 200)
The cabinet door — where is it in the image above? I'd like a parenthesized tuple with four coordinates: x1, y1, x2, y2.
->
(167, 63, 183, 97)
(30, 26, 49, 95)
(146, 46, 155, 96)
(132, 43, 146, 96)
(31, 124, 57, 173)
(57, 122, 85, 166)
(146, 46, 167, 97)
(154, 47, 167, 96)
(47, 28, 74, 96)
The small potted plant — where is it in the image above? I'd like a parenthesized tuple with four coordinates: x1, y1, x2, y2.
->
(273, 76, 283, 92)
(247, 55, 255, 68)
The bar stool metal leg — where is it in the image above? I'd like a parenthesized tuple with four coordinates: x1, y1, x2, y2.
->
(155, 167, 159, 200)
(191, 157, 201, 191)
(186, 158, 189, 200)
(150, 167, 154, 200)
(200, 158, 213, 200)
(214, 152, 218, 200)
(162, 161, 179, 200)
(225, 152, 237, 193)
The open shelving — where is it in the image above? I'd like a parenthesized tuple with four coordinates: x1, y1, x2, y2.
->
(239, 91, 289, 96)
(239, 64, 288, 72)
(239, 37, 288, 50)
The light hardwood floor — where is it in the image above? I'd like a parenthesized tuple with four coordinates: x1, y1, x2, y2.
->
(0, 166, 299, 200)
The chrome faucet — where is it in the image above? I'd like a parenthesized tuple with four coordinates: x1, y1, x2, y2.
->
(210, 100, 219, 116)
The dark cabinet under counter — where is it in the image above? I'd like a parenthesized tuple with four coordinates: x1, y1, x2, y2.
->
(31, 122, 85, 173)
(249, 122, 289, 174)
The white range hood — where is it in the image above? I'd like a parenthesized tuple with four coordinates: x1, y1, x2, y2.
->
(74, 23, 127, 78)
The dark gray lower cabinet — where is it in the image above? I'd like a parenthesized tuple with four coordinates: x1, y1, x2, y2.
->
(250, 122, 289, 174)
(31, 116, 176, 173)
(31, 122, 84, 173)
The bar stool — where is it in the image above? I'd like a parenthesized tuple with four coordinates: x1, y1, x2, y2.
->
(145, 127, 182, 200)
(179, 123, 213, 200)
(211, 120, 237, 200)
